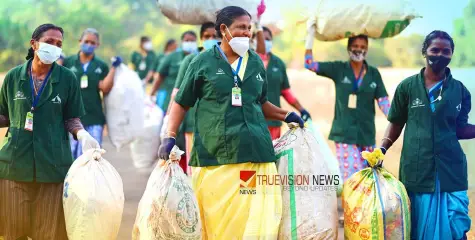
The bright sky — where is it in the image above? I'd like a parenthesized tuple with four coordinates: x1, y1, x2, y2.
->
(261, 0, 468, 37)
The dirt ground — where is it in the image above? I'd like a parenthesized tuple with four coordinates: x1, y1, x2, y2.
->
(0, 69, 474, 238)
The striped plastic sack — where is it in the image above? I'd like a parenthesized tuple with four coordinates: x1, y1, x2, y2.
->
(342, 150, 411, 240)
(274, 124, 338, 240)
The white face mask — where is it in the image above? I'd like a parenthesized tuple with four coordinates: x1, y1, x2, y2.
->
(36, 42, 62, 64)
(182, 41, 198, 53)
(225, 27, 249, 57)
(348, 50, 366, 62)
(143, 41, 153, 51)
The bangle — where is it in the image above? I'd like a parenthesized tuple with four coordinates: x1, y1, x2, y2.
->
(382, 137, 394, 144)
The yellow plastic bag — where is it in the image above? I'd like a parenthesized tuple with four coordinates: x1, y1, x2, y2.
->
(192, 162, 282, 240)
(342, 149, 411, 240)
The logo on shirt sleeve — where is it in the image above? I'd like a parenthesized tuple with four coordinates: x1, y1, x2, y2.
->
(256, 73, 264, 82)
(456, 103, 462, 111)
(370, 82, 377, 89)
(94, 67, 102, 74)
(411, 98, 425, 108)
(51, 94, 62, 104)
(272, 67, 279, 72)
(70, 66, 78, 72)
(216, 68, 225, 75)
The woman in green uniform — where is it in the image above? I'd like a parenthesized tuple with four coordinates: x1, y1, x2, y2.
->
(163, 22, 217, 175)
(150, 30, 198, 112)
(130, 36, 156, 84)
(158, 6, 304, 239)
(153, 39, 177, 77)
(258, 26, 311, 140)
(0, 24, 100, 240)
(304, 24, 391, 182)
(63, 28, 122, 159)
(379, 30, 474, 240)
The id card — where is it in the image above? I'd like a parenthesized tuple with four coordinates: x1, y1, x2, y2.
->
(24, 112, 33, 131)
(139, 61, 146, 71)
(348, 94, 357, 109)
(232, 87, 242, 107)
(80, 75, 88, 89)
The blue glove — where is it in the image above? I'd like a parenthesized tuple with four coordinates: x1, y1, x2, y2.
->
(158, 137, 176, 160)
(111, 56, 122, 68)
(284, 112, 305, 128)
(300, 109, 311, 121)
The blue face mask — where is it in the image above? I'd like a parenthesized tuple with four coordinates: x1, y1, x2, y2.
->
(265, 40, 273, 53)
(80, 43, 96, 55)
(203, 39, 218, 50)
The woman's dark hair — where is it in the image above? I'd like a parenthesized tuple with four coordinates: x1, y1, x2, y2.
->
(140, 36, 150, 43)
(80, 28, 100, 42)
(181, 30, 197, 40)
(347, 34, 368, 49)
(164, 39, 176, 52)
(421, 30, 455, 55)
(26, 23, 64, 60)
(215, 6, 252, 38)
(263, 26, 273, 39)
(200, 22, 215, 38)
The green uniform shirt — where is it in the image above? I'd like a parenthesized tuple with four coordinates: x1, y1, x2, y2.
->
(265, 53, 291, 127)
(154, 53, 165, 73)
(388, 68, 471, 193)
(131, 51, 156, 80)
(175, 46, 275, 167)
(157, 50, 186, 112)
(316, 61, 388, 146)
(0, 61, 85, 183)
(175, 52, 199, 133)
(63, 53, 109, 126)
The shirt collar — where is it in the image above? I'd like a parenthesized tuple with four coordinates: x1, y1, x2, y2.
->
(418, 67, 453, 88)
(20, 60, 59, 83)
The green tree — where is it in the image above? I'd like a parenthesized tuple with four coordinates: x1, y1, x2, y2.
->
(452, 0, 475, 67)
(383, 34, 425, 68)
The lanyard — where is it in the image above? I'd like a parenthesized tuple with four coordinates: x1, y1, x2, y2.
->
(353, 64, 365, 93)
(82, 62, 90, 73)
(216, 45, 242, 87)
(29, 63, 53, 111)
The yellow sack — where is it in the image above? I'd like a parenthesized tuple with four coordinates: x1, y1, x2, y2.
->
(342, 149, 411, 240)
(192, 162, 282, 240)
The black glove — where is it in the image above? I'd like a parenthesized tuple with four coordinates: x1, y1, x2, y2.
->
(158, 137, 176, 160)
(284, 112, 304, 128)
(300, 109, 311, 122)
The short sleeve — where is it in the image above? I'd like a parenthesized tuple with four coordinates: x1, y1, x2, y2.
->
(0, 71, 11, 116)
(457, 84, 472, 128)
(280, 61, 291, 90)
(63, 72, 85, 120)
(174, 54, 194, 89)
(387, 81, 409, 125)
(175, 58, 201, 107)
(316, 61, 341, 80)
(260, 70, 269, 104)
(157, 54, 172, 76)
(130, 52, 137, 68)
(154, 54, 164, 72)
(102, 64, 110, 80)
(373, 69, 388, 99)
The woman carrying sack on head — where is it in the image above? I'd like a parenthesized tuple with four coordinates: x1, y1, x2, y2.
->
(63, 28, 122, 159)
(157, 6, 305, 239)
(377, 30, 474, 240)
(0, 23, 100, 240)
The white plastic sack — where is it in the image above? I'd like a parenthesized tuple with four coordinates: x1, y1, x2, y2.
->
(274, 124, 338, 239)
(105, 63, 145, 150)
(63, 149, 125, 240)
(308, 120, 343, 197)
(132, 146, 202, 240)
(308, 0, 418, 41)
(157, 0, 261, 25)
(130, 99, 164, 169)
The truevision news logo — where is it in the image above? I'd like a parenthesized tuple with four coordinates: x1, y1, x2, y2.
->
(239, 170, 340, 195)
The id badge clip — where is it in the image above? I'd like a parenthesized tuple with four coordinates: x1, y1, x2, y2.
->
(232, 86, 242, 107)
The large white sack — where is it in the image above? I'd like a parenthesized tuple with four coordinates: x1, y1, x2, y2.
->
(63, 149, 125, 240)
(157, 0, 261, 25)
(132, 146, 202, 240)
(274, 124, 338, 239)
(130, 99, 164, 169)
(308, 0, 418, 41)
(307, 120, 343, 197)
(105, 64, 145, 150)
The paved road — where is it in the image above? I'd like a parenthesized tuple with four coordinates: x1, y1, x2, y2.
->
(101, 139, 345, 240)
